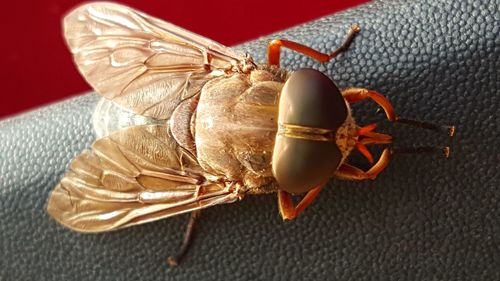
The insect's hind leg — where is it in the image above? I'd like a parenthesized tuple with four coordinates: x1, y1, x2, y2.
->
(267, 24, 360, 67)
(167, 210, 201, 267)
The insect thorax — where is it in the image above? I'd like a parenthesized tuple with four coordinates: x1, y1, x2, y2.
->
(194, 67, 288, 192)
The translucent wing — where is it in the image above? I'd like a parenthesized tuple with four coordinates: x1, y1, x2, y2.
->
(64, 2, 250, 119)
(47, 125, 241, 232)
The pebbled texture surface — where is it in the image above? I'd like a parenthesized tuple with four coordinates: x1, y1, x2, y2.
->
(1, 0, 499, 280)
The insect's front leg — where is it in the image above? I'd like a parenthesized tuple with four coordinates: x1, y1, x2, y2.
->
(334, 148, 391, 180)
(277, 185, 324, 220)
(342, 88, 397, 121)
(343, 88, 455, 136)
(267, 24, 360, 67)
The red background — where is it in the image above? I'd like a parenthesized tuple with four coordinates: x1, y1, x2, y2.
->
(0, 0, 369, 118)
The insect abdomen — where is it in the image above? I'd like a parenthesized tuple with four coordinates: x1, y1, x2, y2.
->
(93, 98, 165, 138)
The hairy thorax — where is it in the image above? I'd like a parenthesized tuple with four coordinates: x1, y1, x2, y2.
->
(195, 67, 287, 191)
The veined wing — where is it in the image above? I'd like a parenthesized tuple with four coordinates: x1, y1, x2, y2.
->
(64, 2, 251, 119)
(47, 125, 241, 232)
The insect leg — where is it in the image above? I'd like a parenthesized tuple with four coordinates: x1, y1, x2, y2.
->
(334, 148, 391, 180)
(342, 88, 455, 136)
(278, 185, 324, 220)
(267, 24, 361, 67)
(342, 88, 397, 121)
(167, 210, 201, 267)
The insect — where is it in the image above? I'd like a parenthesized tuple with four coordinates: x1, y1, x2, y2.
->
(47, 2, 455, 266)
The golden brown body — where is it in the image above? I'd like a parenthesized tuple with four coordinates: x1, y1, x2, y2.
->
(48, 3, 454, 267)
(49, 2, 404, 237)
(195, 68, 288, 192)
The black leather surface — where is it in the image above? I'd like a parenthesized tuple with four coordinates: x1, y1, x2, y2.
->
(1, 0, 498, 280)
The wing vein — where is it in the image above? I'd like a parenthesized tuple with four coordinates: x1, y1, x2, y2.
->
(64, 2, 249, 119)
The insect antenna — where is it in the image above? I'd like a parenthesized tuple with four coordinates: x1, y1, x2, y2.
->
(353, 120, 453, 164)
(372, 106, 455, 137)
(390, 146, 450, 158)
(394, 117, 455, 137)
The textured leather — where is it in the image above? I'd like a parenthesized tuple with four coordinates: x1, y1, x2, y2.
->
(1, 0, 498, 279)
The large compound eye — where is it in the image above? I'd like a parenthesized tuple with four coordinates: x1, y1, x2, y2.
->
(272, 69, 347, 194)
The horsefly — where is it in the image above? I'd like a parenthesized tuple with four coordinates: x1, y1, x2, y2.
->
(47, 2, 455, 266)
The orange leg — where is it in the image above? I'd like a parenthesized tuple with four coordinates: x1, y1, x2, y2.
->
(342, 88, 455, 137)
(334, 148, 391, 180)
(278, 184, 324, 220)
(342, 88, 397, 121)
(267, 24, 361, 67)
(341, 89, 395, 164)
